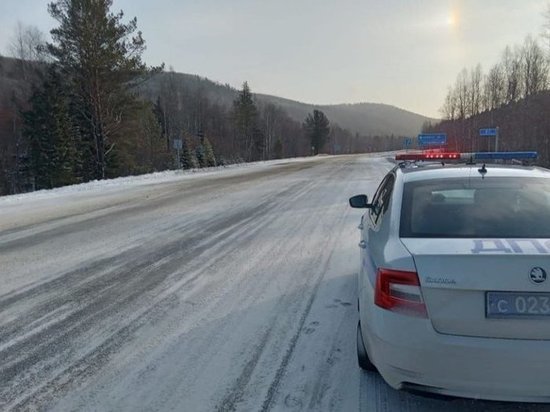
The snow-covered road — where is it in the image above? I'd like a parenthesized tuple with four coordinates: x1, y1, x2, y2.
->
(0, 155, 545, 411)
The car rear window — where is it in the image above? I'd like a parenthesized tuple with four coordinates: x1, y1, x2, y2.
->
(400, 177, 550, 238)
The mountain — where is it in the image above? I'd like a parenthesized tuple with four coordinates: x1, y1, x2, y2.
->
(141, 71, 437, 137)
(255, 94, 437, 137)
(1, 55, 436, 138)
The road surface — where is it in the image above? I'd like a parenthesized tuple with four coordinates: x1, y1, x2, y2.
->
(0, 155, 545, 411)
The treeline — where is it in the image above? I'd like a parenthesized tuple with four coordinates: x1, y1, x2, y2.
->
(440, 35, 548, 120)
(433, 20, 550, 166)
(144, 76, 309, 166)
(2, 0, 165, 193)
(0, 0, 407, 196)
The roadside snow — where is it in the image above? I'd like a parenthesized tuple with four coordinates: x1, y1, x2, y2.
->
(0, 156, 319, 205)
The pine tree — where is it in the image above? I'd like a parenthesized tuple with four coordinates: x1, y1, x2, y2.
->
(195, 145, 206, 168)
(23, 67, 78, 189)
(203, 137, 216, 167)
(233, 81, 258, 161)
(46, 0, 162, 180)
(180, 137, 197, 169)
(52, 92, 78, 186)
(304, 110, 330, 155)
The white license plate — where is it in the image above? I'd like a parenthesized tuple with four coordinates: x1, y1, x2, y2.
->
(486, 292, 550, 318)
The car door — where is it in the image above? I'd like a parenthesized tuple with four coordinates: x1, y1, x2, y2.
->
(359, 172, 396, 295)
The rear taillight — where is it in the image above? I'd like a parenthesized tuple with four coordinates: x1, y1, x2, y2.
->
(375, 268, 427, 318)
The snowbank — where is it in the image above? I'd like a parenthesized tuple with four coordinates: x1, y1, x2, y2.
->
(0, 156, 318, 205)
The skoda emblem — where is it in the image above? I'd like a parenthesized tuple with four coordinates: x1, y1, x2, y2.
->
(529, 267, 547, 284)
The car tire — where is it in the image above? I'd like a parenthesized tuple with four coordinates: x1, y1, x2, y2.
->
(357, 321, 377, 372)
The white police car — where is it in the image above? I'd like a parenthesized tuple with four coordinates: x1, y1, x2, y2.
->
(349, 151, 550, 402)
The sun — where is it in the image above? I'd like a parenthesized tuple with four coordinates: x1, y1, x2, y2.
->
(447, 9, 459, 28)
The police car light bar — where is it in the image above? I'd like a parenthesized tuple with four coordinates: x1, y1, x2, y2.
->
(395, 152, 460, 161)
(395, 151, 537, 162)
(470, 151, 537, 160)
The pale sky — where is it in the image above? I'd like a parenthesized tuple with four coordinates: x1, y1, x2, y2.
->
(0, 0, 547, 117)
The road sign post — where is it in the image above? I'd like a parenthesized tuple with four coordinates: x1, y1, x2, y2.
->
(479, 127, 499, 151)
(173, 139, 183, 168)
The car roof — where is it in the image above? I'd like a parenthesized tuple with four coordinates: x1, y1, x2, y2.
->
(397, 163, 550, 183)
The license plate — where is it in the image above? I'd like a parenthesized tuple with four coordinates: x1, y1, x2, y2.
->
(486, 292, 550, 318)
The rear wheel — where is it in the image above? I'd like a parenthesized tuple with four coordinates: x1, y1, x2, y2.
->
(357, 321, 377, 371)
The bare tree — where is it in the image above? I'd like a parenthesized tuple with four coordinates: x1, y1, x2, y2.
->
(469, 64, 483, 116)
(521, 35, 548, 98)
(260, 103, 278, 159)
(502, 45, 523, 103)
(483, 63, 505, 111)
(440, 86, 458, 120)
(455, 68, 470, 119)
(9, 22, 47, 62)
(8, 22, 47, 82)
(151, 68, 184, 155)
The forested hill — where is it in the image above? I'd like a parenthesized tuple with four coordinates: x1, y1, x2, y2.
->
(0, 52, 432, 196)
(255, 96, 436, 137)
(425, 90, 550, 167)
(141, 71, 436, 137)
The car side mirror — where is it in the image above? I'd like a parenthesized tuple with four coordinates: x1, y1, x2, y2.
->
(349, 194, 372, 209)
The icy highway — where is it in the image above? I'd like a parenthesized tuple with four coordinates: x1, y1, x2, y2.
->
(0, 155, 544, 411)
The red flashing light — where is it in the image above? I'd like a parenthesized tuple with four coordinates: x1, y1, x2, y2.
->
(396, 152, 460, 161)
(375, 268, 427, 318)
(425, 152, 460, 160)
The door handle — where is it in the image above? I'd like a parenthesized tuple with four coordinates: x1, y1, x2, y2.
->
(358, 240, 367, 249)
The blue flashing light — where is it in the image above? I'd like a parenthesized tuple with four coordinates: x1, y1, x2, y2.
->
(472, 151, 537, 160)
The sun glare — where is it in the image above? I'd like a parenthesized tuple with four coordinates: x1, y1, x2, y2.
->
(447, 9, 459, 28)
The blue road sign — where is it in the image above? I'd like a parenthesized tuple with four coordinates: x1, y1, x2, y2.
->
(173, 139, 183, 150)
(480, 128, 497, 137)
(418, 133, 447, 146)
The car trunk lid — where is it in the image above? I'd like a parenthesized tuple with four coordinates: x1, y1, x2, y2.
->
(401, 238, 550, 339)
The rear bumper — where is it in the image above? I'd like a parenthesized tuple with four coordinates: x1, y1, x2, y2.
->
(364, 308, 550, 402)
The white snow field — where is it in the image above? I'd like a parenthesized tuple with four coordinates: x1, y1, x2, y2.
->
(0, 154, 544, 411)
